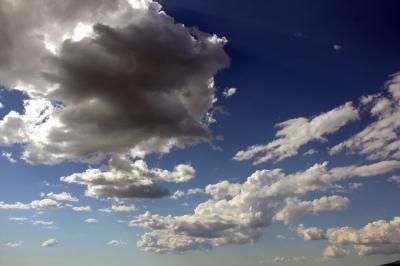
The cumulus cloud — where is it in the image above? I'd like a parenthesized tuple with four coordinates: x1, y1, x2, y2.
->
(132, 160, 399, 253)
(326, 216, 400, 256)
(1, 151, 17, 163)
(296, 224, 326, 240)
(330, 73, 400, 161)
(45, 192, 78, 202)
(107, 240, 127, 247)
(71, 206, 91, 212)
(0, 198, 61, 210)
(32, 220, 54, 226)
(388, 175, 400, 185)
(100, 204, 136, 213)
(41, 238, 58, 247)
(84, 218, 98, 223)
(323, 245, 350, 258)
(222, 87, 237, 98)
(273, 256, 306, 263)
(0, 0, 229, 165)
(60, 155, 195, 199)
(234, 102, 359, 164)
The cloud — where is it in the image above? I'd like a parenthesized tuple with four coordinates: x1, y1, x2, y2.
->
(388, 175, 400, 185)
(71, 206, 91, 212)
(45, 192, 78, 202)
(234, 102, 359, 164)
(3, 241, 23, 248)
(333, 44, 342, 50)
(171, 188, 204, 199)
(8, 217, 28, 223)
(61, 155, 195, 199)
(0, 198, 61, 210)
(101, 204, 136, 213)
(323, 245, 350, 258)
(0, 0, 229, 165)
(84, 218, 98, 223)
(222, 87, 237, 98)
(41, 238, 58, 247)
(275, 196, 349, 224)
(107, 240, 127, 247)
(303, 149, 318, 156)
(326, 216, 400, 256)
(132, 160, 399, 253)
(330, 73, 400, 161)
(273, 256, 306, 263)
(296, 224, 326, 240)
(1, 151, 17, 163)
(32, 220, 54, 226)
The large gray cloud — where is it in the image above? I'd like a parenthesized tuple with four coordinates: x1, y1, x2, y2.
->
(0, 0, 229, 164)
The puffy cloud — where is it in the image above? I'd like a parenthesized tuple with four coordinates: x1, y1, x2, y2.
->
(234, 102, 359, 164)
(330, 73, 400, 161)
(326, 216, 400, 256)
(323, 245, 350, 258)
(0, 0, 229, 165)
(3, 241, 23, 248)
(84, 218, 98, 223)
(296, 224, 326, 240)
(41, 238, 58, 247)
(1, 151, 17, 163)
(46, 192, 78, 202)
(109, 204, 136, 212)
(222, 87, 237, 98)
(132, 160, 399, 253)
(275, 196, 349, 224)
(30, 199, 61, 209)
(0, 198, 61, 210)
(171, 188, 204, 199)
(107, 240, 127, 247)
(71, 206, 91, 212)
(60, 156, 195, 199)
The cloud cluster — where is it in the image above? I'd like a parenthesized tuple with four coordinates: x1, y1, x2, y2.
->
(326, 216, 400, 256)
(61, 155, 195, 199)
(296, 224, 326, 240)
(234, 102, 359, 164)
(0, 0, 229, 164)
(132, 160, 399, 253)
(330, 73, 400, 161)
(0, 198, 61, 210)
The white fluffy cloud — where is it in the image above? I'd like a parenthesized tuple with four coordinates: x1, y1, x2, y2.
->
(296, 224, 326, 240)
(0, 0, 229, 165)
(0, 198, 61, 210)
(330, 73, 400, 161)
(45, 192, 78, 202)
(61, 155, 195, 199)
(84, 218, 98, 224)
(234, 102, 359, 164)
(222, 87, 237, 98)
(326, 216, 400, 256)
(71, 206, 91, 212)
(32, 220, 54, 226)
(132, 160, 399, 253)
(323, 245, 350, 258)
(8, 217, 28, 223)
(41, 238, 58, 247)
(1, 151, 17, 163)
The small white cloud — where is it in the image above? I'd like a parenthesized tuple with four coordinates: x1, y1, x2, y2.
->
(296, 224, 326, 240)
(71, 206, 91, 212)
(4, 241, 23, 248)
(222, 87, 237, 98)
(32, 220, 54, 226)
(1, 151, 17, 163)
(276, 234, 286, 240)
(388, 175, 400, 185)
(8, 217, 28, 223)
(323, 245, 350, 258)
(41, 238, 58, 247)
(84, 218, 98, 223)
(107, 240, 127, 247)
(303, 149, 318, 156)
(46, 192, 78, 202)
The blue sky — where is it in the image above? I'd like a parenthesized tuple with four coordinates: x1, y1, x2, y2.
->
(1, 0, 400, 265)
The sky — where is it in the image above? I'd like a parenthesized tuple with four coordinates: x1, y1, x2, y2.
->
(1, 0, 400, 265)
